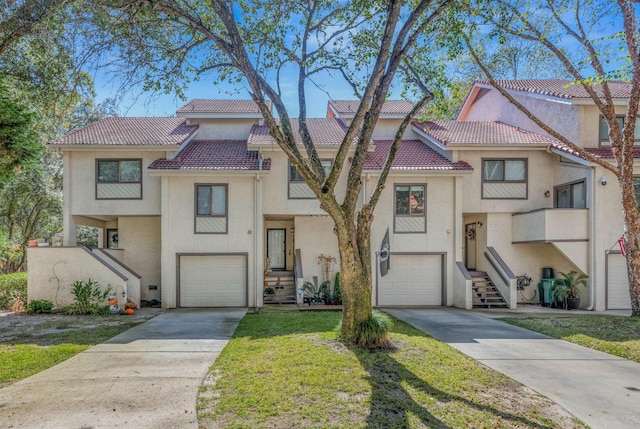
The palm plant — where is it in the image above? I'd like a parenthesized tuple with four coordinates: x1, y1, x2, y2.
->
(552, 271, 588, 309)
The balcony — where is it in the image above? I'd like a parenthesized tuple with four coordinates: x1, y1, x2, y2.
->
(512, 208, 588, 243)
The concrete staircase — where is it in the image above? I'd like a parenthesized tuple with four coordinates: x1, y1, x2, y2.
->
(470, 271, 508, 308)
(263, 271, 296, 304)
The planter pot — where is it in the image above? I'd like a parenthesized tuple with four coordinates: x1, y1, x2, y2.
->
(264, 295, 274, 302)
(567, 297, 581, 310)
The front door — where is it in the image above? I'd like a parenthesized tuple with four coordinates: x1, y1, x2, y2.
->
(267, 229, 286, 270)
(465, 223, 477, 270)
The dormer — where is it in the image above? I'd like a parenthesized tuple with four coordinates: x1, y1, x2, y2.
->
(177, 99, 271, 140)
(327, 99, 419, 140)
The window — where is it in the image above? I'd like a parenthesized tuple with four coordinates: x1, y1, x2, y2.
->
(395, 185, 425, 215)
(599, 116, 640, 146)
(289, 159, 332, 199)
(97, 160, 141, 183)
(195, 184, 227, 234)
(483, 159, 526, 182)
(481, 159, 528, 199)
(95, 159, 142, 199)
(634, 178, 640, 204)
(555, 180, 586, 208)
(394, 184, 426, 233)
(196, 185, 227, 216)
(289, 160, 332, 182)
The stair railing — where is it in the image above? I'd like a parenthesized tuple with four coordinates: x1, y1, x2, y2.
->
(483, 247, 517, 309)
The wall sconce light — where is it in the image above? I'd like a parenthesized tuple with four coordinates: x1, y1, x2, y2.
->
(544, 190, 551, 197)
(599, 176, 607, 186)
(290, 227, 295, 234)
(476, 221, 483, 227)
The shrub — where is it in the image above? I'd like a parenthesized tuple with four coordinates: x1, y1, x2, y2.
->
(0, 272, 28, 311)
(27, 299, 53, 314)
(66, 279, 112, 315)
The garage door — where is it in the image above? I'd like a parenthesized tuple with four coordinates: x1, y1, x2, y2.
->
(378, 254, 443, 306)
(179, 255, 247, 307)
(607, 252, 631, 310)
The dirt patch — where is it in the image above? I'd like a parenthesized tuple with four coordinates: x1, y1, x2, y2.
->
(0, 308, 160, 345)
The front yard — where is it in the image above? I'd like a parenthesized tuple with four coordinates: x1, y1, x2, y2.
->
(0, 310, 156, 387)
(197, 311, 585, 429)
(502, 314, 640, 363)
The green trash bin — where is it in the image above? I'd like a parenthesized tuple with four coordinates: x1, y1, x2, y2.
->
(541, 279, 555, 307)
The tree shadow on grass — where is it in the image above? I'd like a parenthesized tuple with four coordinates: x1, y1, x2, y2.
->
(354, 347, 555, 429)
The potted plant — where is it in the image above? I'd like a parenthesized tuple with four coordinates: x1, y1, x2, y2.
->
(302, 276, 330, 305)
(263, 287, 275, 302)
(124, 299, 138, 315)
(552, 271, 588, 310)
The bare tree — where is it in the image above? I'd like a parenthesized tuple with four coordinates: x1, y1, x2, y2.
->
(461, 0, 640, 315)
(88, 0, 453, 345)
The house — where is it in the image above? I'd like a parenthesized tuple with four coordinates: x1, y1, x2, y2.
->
(28, 80, 636, 312)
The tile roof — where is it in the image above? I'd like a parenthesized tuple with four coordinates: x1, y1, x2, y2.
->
(248, 118, 355, 146)
(364, 140, 472, 171)
(148, 140, 270, 171)
(50, 117, 198, 146)
(329, 100, 416, 116)
(412, 120, 557, 146)
(477, 79, 633, 100)
(176, 99, 270, 114)
(583, 147, 640, 159)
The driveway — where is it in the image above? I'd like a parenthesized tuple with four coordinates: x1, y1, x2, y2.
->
(385, 308, 640, 429)
(0, 308, 246, 428)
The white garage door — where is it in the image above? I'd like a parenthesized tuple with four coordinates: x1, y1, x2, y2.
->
(179, 255, 247, 307)
(607, 253, 631, 310)
(378, 254, 442, 306)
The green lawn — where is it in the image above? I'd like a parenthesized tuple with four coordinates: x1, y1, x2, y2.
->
(502, 315, 640, 363)
(0, 317, 147, 386)
(197, 311, 585, 429)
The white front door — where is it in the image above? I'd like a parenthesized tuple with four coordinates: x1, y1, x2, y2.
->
(267, 229, 286, 270)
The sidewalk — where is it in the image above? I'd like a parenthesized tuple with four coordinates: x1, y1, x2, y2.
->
(0, 308, 246, 428)
(384, 307, 640, 429)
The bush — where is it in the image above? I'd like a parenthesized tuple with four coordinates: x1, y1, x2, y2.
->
(0, 272, 28, 311)
(66, 279, 112, 315)
(355, 310, 393, 349)
(27, 299, 53, 314)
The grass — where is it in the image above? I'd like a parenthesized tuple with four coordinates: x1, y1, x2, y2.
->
(0, 317, 146, 385)
(197, 311, 585, 428)
(502, 315, 640, 363)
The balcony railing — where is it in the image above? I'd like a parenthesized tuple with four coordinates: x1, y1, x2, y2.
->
(512, 208, 588, 243)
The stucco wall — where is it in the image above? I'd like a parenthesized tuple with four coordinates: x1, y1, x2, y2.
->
(463, 88, 579, 143)
(27, 247, 129, 308)
(260, 150, 348, 215)
(185, 118, 259, 140)
(294, 216, 339, 283)
(118, 216, 161, 302)
(65, 150, 165, 216)
(458, 149, 556, 213)
(161, 175, 257, 308)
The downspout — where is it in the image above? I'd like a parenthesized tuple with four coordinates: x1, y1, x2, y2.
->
(587, 165, 596, 310)
(255, 149, 263, 311)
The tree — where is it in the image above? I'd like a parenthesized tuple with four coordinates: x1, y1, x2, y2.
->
(460, 0, 640, 315)
(0, 90, 41, 181)
(90, 0, 453, 346)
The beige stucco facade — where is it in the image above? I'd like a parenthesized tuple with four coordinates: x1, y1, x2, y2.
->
(29, 84, 637, 312)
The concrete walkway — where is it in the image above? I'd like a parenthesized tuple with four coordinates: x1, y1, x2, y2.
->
(384, 308, 640, 429)
(0, 308, 246, 428)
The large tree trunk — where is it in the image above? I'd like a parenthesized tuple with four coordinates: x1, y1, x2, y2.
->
(621, 178, 640, 316)
(332, 208, 374, 344)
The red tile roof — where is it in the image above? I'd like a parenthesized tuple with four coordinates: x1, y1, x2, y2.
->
(148, 140, 270, 171)
(583, 147, 640, 159)
(477, 79, 633, 100)
(364, 140, 472, 171)
(329, 100, 416, 116)
(413, 120, 557, 146)
(248, 118, 355, 146)
(50, 117, 198, 146)
(176, 99, 270, 114)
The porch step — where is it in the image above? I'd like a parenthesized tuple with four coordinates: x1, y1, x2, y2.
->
(472, 275, 508, 309)
(264, 272, 297, 304)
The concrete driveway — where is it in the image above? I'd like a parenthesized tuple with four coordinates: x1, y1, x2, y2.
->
(0, 308, 246, 428)
(385, 308, 640, 429)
